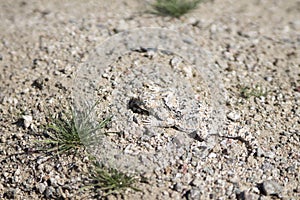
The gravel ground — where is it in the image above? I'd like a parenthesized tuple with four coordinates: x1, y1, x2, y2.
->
(0, 0, 299, 199)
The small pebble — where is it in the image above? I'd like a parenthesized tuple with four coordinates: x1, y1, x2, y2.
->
(22, 115, 33, 128)
(191, 177, 202, 187)
(255, 147, 265, 157)
(264, 76, 272, 82)
(37, 182, 46, 194)
(260, 180, 282, 196)
(187, 188, 201, 199)
(227, 111, 240, 121)
(45, 186, 55, 198)
(50, 177, 58, 187)
(170, 57, 182, 68)
(254, 114, 262, 122)
(173, 182, 183, 192)
(208, 152, 217, 158)
(237, 190, 260, 200)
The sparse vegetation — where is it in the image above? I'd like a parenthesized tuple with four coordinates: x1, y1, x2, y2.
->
(240, 85, 268, 99)
(42, 110, 83, 154)
(35, 103, 141, 197)
(37, 103, 112, 155)
(151, 0, 202, 18)
(83, 161, 141, 197)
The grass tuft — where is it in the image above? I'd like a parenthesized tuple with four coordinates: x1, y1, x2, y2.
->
(82, 161, 141, 197)
(43, 111, 83, 154)
(151, 0, 202, 18)
(36, 103, 112, 155)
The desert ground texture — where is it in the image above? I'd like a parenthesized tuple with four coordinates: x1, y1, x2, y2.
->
(0, 0, 299, 199)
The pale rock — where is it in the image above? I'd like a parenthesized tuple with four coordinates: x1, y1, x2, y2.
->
(191, 177, 202, 187)
(170, 57, 182, 68)
(254, 114, 262, 122)
(37, 182, 47, 194)
(22, 115, 33, 128)
(227, 111, 240, 121)
(208, 152, 217, 158)
(261, 180, 282, 196)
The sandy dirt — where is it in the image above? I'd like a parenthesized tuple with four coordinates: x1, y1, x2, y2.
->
(0, 0, 299, 199)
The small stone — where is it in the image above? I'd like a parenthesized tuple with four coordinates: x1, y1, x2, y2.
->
(102, 73, 109, 78)
(254, 114, 262, 122)
(175, 173, 183, 179)
(227, 111, 240, 121)
(50, 177, 58, 187)
(56, 176, 65, 186)
(170, 57, 182, 68)
(264, 76, 272, 82)
(114, 19, 128, 33)
(294, 107, 300, 117)
(265, 151, 275, 159)
(191, 177, 202, 187)
(259, 96, 265, 103)
(3, 172, 9, 177)
(56, 187, 66, 198)
(208, 152, 217, 158)
(37, 182, 46, 194)
(173, 182, 183, 192)
(22, 88, 30, 94)
(146, 49, 156, 58)
(37, 156, 50, 165)
(255, 147, 265, 157)
(251, 187, 260, 194)
(210, 24, 217, 33)
(260, 180, 282, 196)
(226, 184, 234, 196)
(224, 51, 234, 61)
(45, 186, 55, 198)
(186, 188, 201, 199)
(4, 96, 18, 105)
(238, 30, 258, 38)
(162, 190, 170, 197)
(124, 144, 137, 155)
(14, 168, 21, 176)
(203, 167, 214, 175)
(183, 173, 193, 184)
(188, 17, 198, 24)
(22, 115, 33, 128)
(237, 190, 260, 200)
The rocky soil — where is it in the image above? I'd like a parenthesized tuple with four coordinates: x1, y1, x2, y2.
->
(0, 0, 299, 199)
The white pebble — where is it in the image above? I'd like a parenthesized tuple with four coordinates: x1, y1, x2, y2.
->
(227, 112, 240, 121)
(22, 115, 33, 128)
